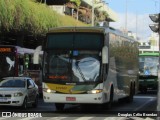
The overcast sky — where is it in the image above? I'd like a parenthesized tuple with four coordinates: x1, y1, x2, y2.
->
(106, 0, 160, 40)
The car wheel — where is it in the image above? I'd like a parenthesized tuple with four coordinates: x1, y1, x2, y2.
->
(22, 97, 28, 109)
(32, 95, 38, 108)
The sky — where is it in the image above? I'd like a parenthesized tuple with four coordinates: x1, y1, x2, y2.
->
(105, 0, 160, 41)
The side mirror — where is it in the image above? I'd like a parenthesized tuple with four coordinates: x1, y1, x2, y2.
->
(102, 46, 108, 64)
(28, 85, 34, 89)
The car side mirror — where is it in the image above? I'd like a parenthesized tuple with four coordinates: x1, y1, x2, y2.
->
(28, 85, 34, 89)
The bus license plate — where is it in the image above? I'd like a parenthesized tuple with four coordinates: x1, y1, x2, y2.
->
(66, 97, 76, 101)
(0, 98, 8, 102)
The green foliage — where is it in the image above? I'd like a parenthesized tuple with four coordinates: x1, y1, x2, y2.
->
(0, 0, 87, 35)
(70, 0, 81, 7)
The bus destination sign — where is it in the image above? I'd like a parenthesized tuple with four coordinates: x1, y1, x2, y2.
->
(0, 48, 12, 52)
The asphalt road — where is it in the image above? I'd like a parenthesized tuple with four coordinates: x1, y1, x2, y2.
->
(0, 91, 157, 120)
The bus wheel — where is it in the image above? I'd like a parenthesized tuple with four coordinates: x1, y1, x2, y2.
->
(107, 86, 113, 108)
(143, 87, 147, 94)
(126, 85, 133, 103)
(32, 95, 38, 108)
(55, 103, 65, 111)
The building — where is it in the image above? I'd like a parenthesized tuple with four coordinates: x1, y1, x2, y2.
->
(45, 0, 118, 25)
(139, 33, 159, 53)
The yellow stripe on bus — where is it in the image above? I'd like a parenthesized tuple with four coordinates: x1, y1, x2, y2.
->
(46, 83, 85, 94)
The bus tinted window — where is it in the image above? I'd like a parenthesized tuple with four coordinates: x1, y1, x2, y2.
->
(47, 50, 100, 82)
(47, 33, 103, 50)
(0, 53, 15, 78)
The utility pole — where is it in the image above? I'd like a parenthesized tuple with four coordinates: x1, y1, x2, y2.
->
(136, 12, 138, 40)
(125, 0, 128, 31)
(158, 15, 160, 120)
(149, 13, 160, 119)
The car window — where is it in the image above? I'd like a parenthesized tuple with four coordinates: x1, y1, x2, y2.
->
(0, 79, 25, 87)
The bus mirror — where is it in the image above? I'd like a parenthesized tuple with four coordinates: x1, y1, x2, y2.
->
(102, 46, 108, 64)
(33, 46, 42, 64)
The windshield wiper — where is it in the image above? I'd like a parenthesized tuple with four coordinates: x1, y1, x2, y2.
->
(75, 61, 87, 82)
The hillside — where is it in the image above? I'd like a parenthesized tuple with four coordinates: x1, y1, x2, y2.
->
(0, 0, 88, 35)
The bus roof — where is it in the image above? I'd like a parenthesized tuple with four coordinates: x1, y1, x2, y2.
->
(48, 27, 105, 34)
(48, 26, 136, 42)
(139, 52, 159, 56)
(104, 27, 136, 42)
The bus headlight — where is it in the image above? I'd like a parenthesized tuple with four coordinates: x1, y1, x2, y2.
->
(47, 89, 51, 93)
(43, 88, 56, 93)
(87, 89, 103, 94)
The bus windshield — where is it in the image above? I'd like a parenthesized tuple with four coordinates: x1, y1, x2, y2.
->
(45, 50, 100, 83)
(139, 56, 158, 76)
(44, 33, 103, 83)
(0, 53, 15, 78)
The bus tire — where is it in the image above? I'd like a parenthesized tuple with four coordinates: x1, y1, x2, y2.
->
(126, 84, 133, 103)
(107, 86, 113, 108)
(133, 82, 135, 95)
(143, 86, 147, 94)
(55, 103, 65, 111)
(32, 95, 38, 108)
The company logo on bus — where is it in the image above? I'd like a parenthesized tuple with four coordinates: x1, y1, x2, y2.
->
(48, 75, 68, 79)
(0, 48, 12, 52)
(56, 86, 68, 90)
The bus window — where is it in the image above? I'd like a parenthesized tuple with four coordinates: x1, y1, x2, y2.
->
(24, 54, 29, 70)
(18, 55, 24, 75)
(0, 47, 16, 78)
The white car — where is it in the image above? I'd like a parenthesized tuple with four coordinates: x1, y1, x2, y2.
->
(0, 77, 39, 109)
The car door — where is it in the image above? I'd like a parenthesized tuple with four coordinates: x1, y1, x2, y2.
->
(27, 79, 34, 102)
(29, 79, 37, 102)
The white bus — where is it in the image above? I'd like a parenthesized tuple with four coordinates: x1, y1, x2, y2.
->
(41, 27, 139, 110)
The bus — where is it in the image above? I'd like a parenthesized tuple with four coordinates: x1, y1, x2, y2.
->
(139, 52, 159, 93)
(41, 27, 139, 110)
(0, 45, 43, 94)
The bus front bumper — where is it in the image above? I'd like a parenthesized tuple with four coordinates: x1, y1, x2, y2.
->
(43, 92, 104, 104)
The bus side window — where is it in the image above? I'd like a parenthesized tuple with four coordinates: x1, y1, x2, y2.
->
(24, 54, 29, 70)
(28, 55, 33, 70)
(19, 55, 24, 74)
(34, 64, 41, 70)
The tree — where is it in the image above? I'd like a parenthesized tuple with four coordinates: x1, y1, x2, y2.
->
(70, 0, 81, 7)
(70, 0, 81, 20)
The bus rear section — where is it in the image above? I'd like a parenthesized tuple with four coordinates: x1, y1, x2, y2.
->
(0, 46, 18, 78)
(139, 53, 159, 93)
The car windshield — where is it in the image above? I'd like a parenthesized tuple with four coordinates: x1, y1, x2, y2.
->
(0, 79, 25, 87)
